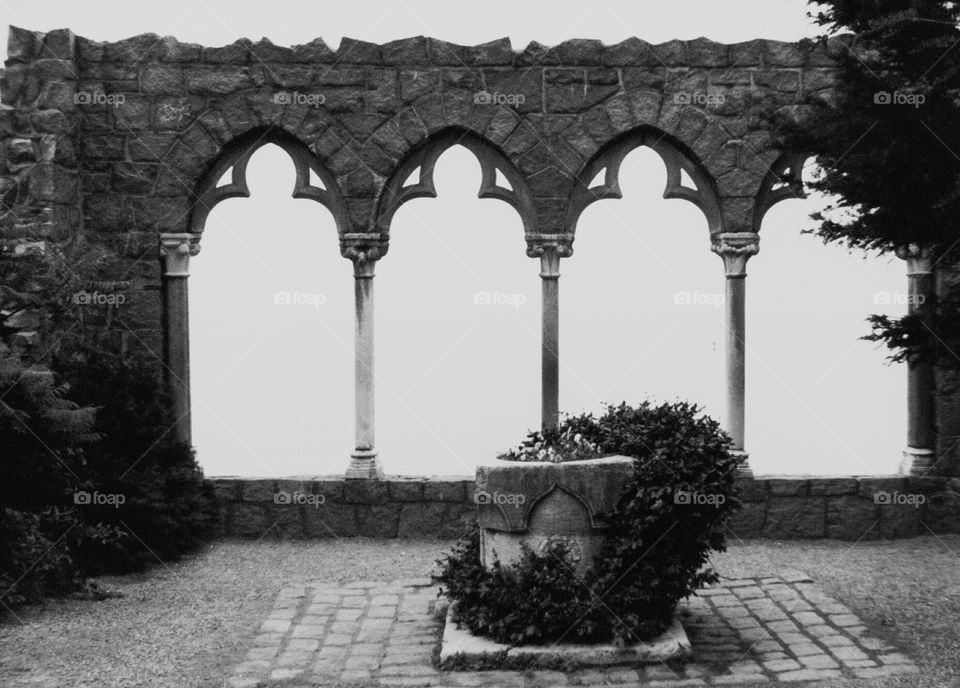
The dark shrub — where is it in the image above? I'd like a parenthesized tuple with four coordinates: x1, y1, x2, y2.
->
(0, 508, 85, 608)
(64, 351, 218, 573)
(436, 400, 742, 645)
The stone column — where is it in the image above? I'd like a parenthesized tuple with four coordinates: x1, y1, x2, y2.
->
(527, 236, 573, 432)
(896, 244, 936, 475)
(343, 235, 385, 479)
(159, 233, 201, 446)
(711, 232, 759, 478)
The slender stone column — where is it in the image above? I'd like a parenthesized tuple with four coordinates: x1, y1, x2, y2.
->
(159, 233, 201, 446)
(527, 235, 573, 432)
(343, 235, 385, 479)
(896, 244, 936, 475)
(711, 232, 759, 477)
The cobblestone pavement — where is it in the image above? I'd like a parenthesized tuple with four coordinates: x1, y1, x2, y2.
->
(226, 573, 920, 687)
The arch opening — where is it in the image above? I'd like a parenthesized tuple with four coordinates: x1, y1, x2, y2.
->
(564, 144, 726, 424)
(376, 142, 539, 476)
(188, 141, 353, 477)
(748, 157, 906, 475)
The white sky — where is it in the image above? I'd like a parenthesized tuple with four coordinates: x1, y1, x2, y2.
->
(3, 1, 908, 477)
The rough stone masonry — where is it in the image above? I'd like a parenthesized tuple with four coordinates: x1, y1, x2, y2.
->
(3, 28, 960, 482)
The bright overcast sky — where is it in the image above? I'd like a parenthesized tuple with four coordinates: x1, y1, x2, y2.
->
(2, 2, 910, 478)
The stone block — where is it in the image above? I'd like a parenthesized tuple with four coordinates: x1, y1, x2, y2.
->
(556, 39, 603, 65)
(809, 478, 858, 496)
(389, 480, 424, 502)
(727, 501, 765, 537)
(878, 503, 923, 538)
(356, 504, 401, 538)
(243, 479, 277, 502)
(337, 38, 382, 64)
(397, 502, 447, 538)
(687, 38, 729, 67)
(398, 69, 440, 102)
(922, 490, 960, 532)
(304, 503, 357, 537)
(857, 477, 906, 500)
(464, 38, 513, 66)
(768, 479, 809, 497)
(762, 497, 825, 538)
(140, 66, 184, 95)
(382, 36, 429, 65)
(343, 479, 390, 504)
(7, 26, 41, 62)
(422, 480, 467, 503)
(826, 496, 879, 540)
(603, 38, 652, 67)
(735, 477, 766, 502)
(233, 504, 268, 537)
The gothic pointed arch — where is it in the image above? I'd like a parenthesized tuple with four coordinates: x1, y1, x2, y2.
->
(372, 127, 536, 240)
(566, 126, 723, 236)
(188, 126, 350, 236)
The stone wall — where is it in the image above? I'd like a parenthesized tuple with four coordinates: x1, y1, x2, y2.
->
(4, 27, 960, 482)
(1, 27, 843, 361)
(213, 475, 960, 540)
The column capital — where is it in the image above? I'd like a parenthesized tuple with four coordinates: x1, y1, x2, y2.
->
(159, 233, 201, 277)
(895, 243, 933, 276)
(711, 232, 760, 277)
(341, 233, 387, 278)
(526, 234, 574, 278)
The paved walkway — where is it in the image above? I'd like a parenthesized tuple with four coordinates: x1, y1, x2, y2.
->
(226, 573, 920, 687)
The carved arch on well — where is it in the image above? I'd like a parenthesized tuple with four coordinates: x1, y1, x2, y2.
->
(372, 127, 537, 238)
(752, 152, 809, 233)
(522, 482, 604, 532)
(567, 126, 723, 236)
(187, 126, 350, 236)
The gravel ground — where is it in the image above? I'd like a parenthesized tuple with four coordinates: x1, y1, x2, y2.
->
(0, 535, 958, 688)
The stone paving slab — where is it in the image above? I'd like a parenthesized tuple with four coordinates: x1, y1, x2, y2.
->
(226, 573, 921, 687)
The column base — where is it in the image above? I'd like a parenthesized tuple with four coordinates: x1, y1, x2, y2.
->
(731, 450, 753, 479)
(345, 449, 383, 479)
(899, 447, 935, 476)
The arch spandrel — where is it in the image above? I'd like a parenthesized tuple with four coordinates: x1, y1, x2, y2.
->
(187, 126, 351, 237)
(371, 126, 537, 239)
(752, 152, 808, 233)
(566, 126, 724, 236)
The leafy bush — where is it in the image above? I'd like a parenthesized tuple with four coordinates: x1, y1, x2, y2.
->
(0, 347, 218, 616)
(0, 350, 98, 513)
(64, 351, 218, 573)
(497, 425, 602, 463)
(436, 400, 743, 646)
(0, 508, 85, 609)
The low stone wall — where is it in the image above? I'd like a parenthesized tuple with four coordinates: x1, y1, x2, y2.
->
(211, 475, 960, 540)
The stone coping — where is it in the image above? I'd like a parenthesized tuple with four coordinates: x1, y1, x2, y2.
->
(439, 603, 692, 670)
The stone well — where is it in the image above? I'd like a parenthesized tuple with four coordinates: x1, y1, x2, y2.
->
(475, 455, 635, 575)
